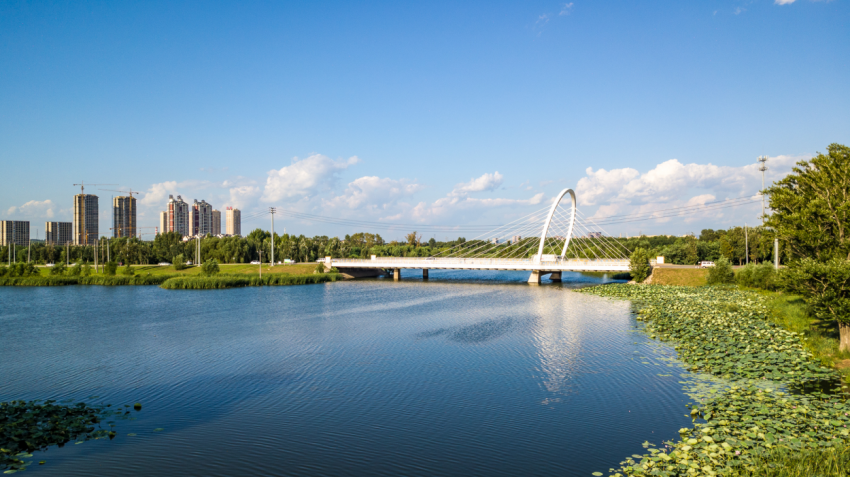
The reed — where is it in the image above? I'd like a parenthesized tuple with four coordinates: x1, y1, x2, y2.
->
(160, 273, 341, 289)
(0, 276, 80, 286)
(79, 275, 176, 286)
(732, 446, 850, 477)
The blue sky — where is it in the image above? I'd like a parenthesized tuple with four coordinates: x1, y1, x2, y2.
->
(1, 0, 848, 240)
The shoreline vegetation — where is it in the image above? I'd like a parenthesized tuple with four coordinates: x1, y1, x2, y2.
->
(579, 284, 850, 477)
(0, 272, 341, 289)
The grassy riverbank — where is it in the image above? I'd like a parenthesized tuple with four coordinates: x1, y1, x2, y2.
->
(159, 273, 341, 289)
(578, 285, 849, 477)
(28, 262, 318, 277)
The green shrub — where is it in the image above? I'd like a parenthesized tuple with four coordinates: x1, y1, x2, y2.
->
(629, 247, 652, 283)
(121, 264, 135, 276)
(68, 262, 82, 276)
(707, 256, 735, 285)
(50, 262, 67, 275)
(173, 254, 188, 271)
(104, 261, 118, 276)
(201, 259, 220, 276)
(736, 262, 776, 290)
(82, 263, 92, 276)
(314, 263, 327, 274)
(0, 266, 7, 277)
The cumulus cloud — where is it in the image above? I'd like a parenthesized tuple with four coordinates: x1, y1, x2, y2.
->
(261, 154, 360, 203)
(6, 200, 55, 219)
(451, 172, 504, 197)
(324, 176, 423, 210)
(228, 186, 261, 210)
(775, 0, 795, 4)
(576, 155, 804, 207)
(574, 154, 809, 231)
(410, 192, 545, 222)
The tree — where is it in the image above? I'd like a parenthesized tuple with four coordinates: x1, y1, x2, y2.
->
(201, 259, 220, 276)
(629, 247, 652, 283)
(104, 261, 118, 276)
(706, 257, 735, 285)
(766, 143, 850, 349)
(405, 231, 421, 247)
(766, 144, 850, 261)
(780, 258, 850, 352)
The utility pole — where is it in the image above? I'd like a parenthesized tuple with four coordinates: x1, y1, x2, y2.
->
(758, 156, 768, 225)
(745, 224, 748, 265)
(259, 250, 262, 278)
(269, 207, 277, 267)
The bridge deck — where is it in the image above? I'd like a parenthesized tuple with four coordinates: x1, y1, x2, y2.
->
(330, 257, 631, 272)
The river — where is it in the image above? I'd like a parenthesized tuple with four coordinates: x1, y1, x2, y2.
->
(0, 271, 694, 476)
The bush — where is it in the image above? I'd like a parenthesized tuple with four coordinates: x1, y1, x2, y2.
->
(629, 247, 652, 283)
(201, 259, 220, 276)
(314, 263, 327, 274)
(736, 262, 776, 290)
(707, 256, 735, 285)
(0, 266, 7, 277)
(121, 264, 135, 276)
(173, 254, 188, 271)
(68, 262, 82, 276)
(82, 263, 92, 276)
(0, 276, 80, 286)
(4, 263, 40, 277)
(104, 261, 118, 276)
(50, 262, 66, 275)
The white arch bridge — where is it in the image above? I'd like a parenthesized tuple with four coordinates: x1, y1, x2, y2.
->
(326, 188, 638, 283)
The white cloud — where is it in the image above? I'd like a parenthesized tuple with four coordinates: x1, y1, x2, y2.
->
(6, 200, 55, 219)
(140, 181, 179, 207)
(261, 154, 360, 203)
(451, 171, 504, 197)
(559, 3, 574, 15)
(576, 154, 804, 207)
(228, 186, 261, 210)
(775, 0, 796, 4)
(410, 191, 545, 222)
(324, 176, 423, 210)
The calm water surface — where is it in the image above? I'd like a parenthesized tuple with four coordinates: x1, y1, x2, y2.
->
(0, 271, 693, 476)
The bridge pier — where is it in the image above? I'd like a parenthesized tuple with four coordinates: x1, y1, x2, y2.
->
(528, 271, 541, 284)
(423, 269, 429, 279)
(393, 268, 401, 281)
(550, 272, 562, 282)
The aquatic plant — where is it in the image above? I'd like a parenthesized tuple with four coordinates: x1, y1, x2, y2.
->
(0, 399, 140, 473)
(577, 285, 846, 476)
(160, 273, 341, 289)
(0, 277, 81, 286)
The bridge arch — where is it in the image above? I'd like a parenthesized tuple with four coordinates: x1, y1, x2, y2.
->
(534, 188, 576, 263)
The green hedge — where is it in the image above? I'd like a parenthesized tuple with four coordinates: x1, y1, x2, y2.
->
(160, 273, 341, 289)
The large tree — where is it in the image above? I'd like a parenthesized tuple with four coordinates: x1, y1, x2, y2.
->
(766, 143, 850, 261)
(766, 143, 850, 350)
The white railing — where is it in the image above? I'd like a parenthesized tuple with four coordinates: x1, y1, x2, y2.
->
(329, 256, 631, 270)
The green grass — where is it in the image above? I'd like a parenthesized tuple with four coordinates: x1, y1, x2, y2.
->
(732, 446, 850, 477)
(79, 275, 176, 286)
(650, 268, 709, 286)
(160, 273, 341, 289)
(761, 291, 850, 386)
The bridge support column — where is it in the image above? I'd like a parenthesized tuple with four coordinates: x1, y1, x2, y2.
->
(550, 272, 562, 282)
(528, 271, 541, 284)
(393, 269, 401, 281)
(423, 269, 429, 279)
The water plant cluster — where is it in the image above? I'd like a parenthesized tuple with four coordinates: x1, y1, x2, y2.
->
(0, 399, 139, 473)
(159, 273, 341, 289)
(578, 285, 847, 476)
(0, 275, 176, 287)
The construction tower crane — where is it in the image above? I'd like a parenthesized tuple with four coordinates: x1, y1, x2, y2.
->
(73, 182, 117, 194)
(99, 188, 141, 198)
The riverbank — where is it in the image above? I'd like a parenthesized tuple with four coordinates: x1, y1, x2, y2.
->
(578, 285, 849, 476)
(0, 272, 341, 288)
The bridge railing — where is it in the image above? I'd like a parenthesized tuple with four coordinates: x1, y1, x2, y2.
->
(330, 257, 631, 267)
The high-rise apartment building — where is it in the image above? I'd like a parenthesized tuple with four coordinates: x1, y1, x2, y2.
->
(1, 221, 30, 246)
(112, 196, 137, 238)
(166, 195, 189, 236)
(45, 222, 72, 245)
(159, 211, 167, 236)
(226, 207, 241, 236)
(211, 210, 221, 235)
(73, 194, 98, 245)
(189, 199, 213, 236)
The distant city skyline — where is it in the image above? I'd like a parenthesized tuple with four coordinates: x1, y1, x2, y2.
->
(1, 1, 847, 239)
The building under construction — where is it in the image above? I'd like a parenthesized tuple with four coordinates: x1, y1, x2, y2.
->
(73, 194, 98, 245)
(1, 220, 30, 247)
(45, 221, 72, 245)
(112, 196, 137, 238)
